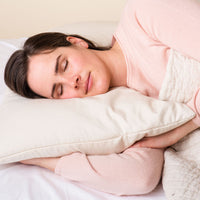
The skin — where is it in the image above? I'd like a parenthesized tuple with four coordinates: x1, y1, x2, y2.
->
(22, 37, 199, 171)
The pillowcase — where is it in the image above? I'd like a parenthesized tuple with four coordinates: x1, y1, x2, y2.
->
(0, 22, 195, 164)
(0, 38, 26, 102)
(0, 87, 194, 164)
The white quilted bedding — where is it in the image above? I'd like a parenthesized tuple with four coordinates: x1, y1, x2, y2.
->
(159, 49, 200, 200)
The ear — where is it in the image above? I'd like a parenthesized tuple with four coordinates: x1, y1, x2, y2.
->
(66, 36, 88, 48)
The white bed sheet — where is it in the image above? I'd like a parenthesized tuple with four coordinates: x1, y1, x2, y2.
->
(0, 163, 166, 200)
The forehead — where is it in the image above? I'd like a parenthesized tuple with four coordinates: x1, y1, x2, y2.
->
(29, 50, 55, 67)
(27, 51, 57, 98)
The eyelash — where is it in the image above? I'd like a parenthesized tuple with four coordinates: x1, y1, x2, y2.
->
(60, 84, 63, 96)
(57, 84, 63, 97)
(58, 60, 68, 97)
(63, 60, 68, 72)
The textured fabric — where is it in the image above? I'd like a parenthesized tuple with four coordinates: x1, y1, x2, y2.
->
(159, 49, 200, 103)
(163, 129, 200, 200)
(159, 49, 200, 125)
(158, 46, 200, 199)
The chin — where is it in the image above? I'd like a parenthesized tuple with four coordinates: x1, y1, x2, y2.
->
(87, 89, 107, 97)
(87, 81, 110, 97)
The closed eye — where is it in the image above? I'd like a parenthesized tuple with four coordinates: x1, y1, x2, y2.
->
(63, 60, 68, 72)
(57, 84, 63, 97)
(60, 84, 63, 96)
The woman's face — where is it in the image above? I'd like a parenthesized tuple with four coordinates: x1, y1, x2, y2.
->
(27, 41, 111, 99)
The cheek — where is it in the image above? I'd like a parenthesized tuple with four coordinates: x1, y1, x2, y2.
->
(60, 88, 80, 99)
(69, 56, 85, 72)
(93, 71, 110, 93)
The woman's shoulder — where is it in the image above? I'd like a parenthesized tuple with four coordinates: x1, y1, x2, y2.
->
(125, 0, 177, 13)
(123, 0, 161, 17)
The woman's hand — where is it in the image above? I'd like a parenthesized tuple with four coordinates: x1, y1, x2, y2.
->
(134, 120, 198, 149)
(20, 157, 60, 172)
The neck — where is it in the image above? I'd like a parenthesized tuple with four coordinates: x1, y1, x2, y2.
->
(94, 41, 127, 88)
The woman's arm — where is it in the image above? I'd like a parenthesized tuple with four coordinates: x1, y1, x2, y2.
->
(21, 147, 163, 196)
(20, 110, 197, 194)
(134, 119, 198, 148)
(21, 157, 58, 171)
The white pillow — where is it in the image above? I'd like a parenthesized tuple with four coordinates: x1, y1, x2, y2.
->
(0, 38, 26, 102)
(0, 22, 195, 164)
(0, 87, 195, 164)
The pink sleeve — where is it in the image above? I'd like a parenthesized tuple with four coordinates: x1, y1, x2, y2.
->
(133, 0, 200, 61)
(55, 147, 163, 196)
(133, 0, 200, 124)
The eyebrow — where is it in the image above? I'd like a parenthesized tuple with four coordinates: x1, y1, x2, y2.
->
(51, 54, 62, 98)
(55, 54, 62, 73)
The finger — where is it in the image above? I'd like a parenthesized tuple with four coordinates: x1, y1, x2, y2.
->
(133, 138, 154, 148)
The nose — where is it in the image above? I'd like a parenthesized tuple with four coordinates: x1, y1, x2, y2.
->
(60, 75, 81, 89)
(72, 75, 81, 88)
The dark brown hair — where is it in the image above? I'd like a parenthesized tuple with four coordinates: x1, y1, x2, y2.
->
(4, 32, 110, 98)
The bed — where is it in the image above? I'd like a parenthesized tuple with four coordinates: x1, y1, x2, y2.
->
(0, 20, 167, 199)
(2, 1, 200, 199)
(2, 34, 200, 200)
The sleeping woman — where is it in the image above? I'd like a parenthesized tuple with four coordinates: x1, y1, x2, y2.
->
(4, 0, 200, 196)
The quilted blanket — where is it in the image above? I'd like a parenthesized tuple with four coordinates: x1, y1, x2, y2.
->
(163, 130, 200, 199)
(159, 49, 200, 200)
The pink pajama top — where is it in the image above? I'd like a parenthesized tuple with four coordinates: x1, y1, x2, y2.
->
(55, 0, 200, 195)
